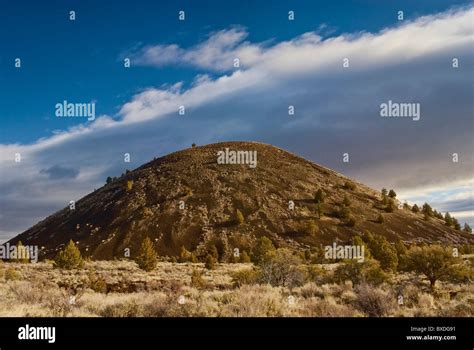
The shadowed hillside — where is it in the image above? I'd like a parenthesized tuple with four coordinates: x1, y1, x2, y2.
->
(8, 141, 473, 259)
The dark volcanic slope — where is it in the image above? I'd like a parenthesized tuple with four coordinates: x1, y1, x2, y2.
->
(9, 141, 473, 259)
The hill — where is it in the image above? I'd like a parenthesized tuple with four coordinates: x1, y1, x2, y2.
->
(8, 141, 473, 260)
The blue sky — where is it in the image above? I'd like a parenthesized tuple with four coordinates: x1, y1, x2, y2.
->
(0, 0, 473, 241)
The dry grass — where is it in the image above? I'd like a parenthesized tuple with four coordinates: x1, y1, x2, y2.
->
(0, 260, 471, 317)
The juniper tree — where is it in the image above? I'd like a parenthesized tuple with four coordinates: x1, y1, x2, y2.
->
(135, 237, 157, 271)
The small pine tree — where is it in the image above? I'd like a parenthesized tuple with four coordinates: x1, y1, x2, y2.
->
(208, 245, 219, 260)
(463, 223, 472, 234)
(314, 188, 326, 203)
(106, 176, 113, 184)
(54, 240, 84, 270)
(252, 237, 276, 264)
(412, 204, 420, 213)
(452, 217, 461, 230)
(235, 209, 245, 225)
(240, 250, 251, 263)
(135, 237, 157, 271)
(422, 203, 433, 217)
(191, 143, 196, 148)
(388, 189, 397, 198)
(381, 188, 388, 197)
(444, 212, 453, 227)
(403, 202, 410, 210)
(205, 254, 216, 270)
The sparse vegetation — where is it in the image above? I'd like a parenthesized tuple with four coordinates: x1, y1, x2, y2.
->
(54, 240, 84, 270)
(235, 209, 245, 225)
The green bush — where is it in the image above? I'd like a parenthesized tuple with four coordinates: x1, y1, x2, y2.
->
(135, 237, 157, 271)
(362, 232, 398, 271)
(333, 259, 389, 286)
(231, 268, 260, 287)
(54, 240, 84, 270)
(404, 245, 466, 288)
(252, 237, 276, 264)
(257, 248, 305, 287)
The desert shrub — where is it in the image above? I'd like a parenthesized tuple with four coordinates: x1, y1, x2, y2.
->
(314, 188, 326, 203)
(240, 250, 251, 263)
(258, 248, 305, 288)
(307, 220, 318, 236)
(376, 214, 384, 224)
(179, 246, 192, 263)
(459, 244, 474, 254)
(337, 205, 351, 220)
(302, 297, 361, 317)
(208, 245, 219, 260)
(231, 268, 260, 287)
(345, 215, 357, 227)
(204, 254, 217, 270)
(404, 245, 466, 288)
(252, 237, 276, 264)
(87, 271, 107, 293)
(342, 195, 351, 207)
(343, 181, 356, 190)
(235, 209, 245, 225)
(333, 259, 389, 286)
(385, 199, 396, 213)
(306, 264, 329, 284)
(190, 269, 206, 289)
(100, 300, 141, 317)
(354, 284, 397, 317)
(126, 180, 134, 191)
(135, 237, 157, 271)
(54, 240, 84, 270)
(4, 267, 20, 281)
